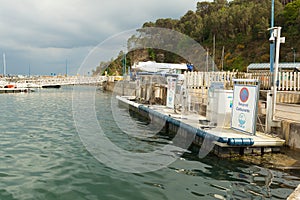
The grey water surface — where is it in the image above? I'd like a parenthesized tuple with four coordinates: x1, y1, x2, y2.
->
(0, 86, 299, 200)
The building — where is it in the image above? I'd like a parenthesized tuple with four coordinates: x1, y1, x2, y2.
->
(247, 63, 300, 73)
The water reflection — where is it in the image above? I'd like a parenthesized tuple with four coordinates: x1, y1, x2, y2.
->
(0, 87, 298, 199)
(165, 153, 300, 199)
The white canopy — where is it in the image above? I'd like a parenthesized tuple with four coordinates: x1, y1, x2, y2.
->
(132, 61, 187, 73)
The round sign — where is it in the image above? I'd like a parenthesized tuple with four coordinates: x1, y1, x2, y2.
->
(240, 87, 249, 102)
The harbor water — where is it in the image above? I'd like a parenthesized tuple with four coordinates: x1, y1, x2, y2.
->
(0, 86, 299, 199)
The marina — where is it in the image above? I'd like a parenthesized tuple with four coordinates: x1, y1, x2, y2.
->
(0, 0, 299, 199)
(0, 76, 107, 88)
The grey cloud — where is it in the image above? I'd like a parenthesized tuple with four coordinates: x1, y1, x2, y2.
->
(0, 0, 197, 75)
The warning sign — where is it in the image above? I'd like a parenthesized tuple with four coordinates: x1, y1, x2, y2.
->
(231, 84, 259, 135)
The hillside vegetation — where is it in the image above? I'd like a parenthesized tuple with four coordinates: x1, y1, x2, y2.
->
(94, 0, 300, 75)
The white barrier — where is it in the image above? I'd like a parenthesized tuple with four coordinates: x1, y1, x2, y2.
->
(184, 71, 300, 91)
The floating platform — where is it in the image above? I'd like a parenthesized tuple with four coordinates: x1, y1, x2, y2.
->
(117, 96, 285, 157)
(0, 88, 33, 94)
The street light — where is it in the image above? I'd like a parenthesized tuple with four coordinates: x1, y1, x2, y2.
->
(122, 51, 127, 76)
(268, 27, 285, 121)
(291, 48, 296, 63)
(269, 0, 275, 84)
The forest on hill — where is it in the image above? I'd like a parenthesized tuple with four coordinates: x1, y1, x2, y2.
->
(94, 0, 300, 75)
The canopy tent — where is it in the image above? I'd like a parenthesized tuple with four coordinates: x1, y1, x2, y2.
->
(132, 61, 189, 74)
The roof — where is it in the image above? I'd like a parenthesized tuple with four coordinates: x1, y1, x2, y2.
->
(132, 61, 187, 73)
(247, 63, 300, 71)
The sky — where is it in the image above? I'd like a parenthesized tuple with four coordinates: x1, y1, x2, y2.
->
(0, 0, 201, 76)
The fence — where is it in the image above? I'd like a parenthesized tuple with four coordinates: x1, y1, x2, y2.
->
(184, 71, 300, 91)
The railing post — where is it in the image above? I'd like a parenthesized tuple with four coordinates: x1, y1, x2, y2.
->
(298, 72, 300, 91)
(294, 72, 296, 91)
(290, 72, 293, 91)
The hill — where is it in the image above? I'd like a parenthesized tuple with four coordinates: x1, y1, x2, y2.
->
(94, 0, 300, 75)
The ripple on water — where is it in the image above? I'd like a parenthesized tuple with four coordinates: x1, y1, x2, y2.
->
(0, 87, 299, 199)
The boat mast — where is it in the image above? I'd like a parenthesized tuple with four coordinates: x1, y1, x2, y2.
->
(3, 53, 6, 77)
(65, 59, 68, 76)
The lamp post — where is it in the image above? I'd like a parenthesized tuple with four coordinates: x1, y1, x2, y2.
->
(291, 48, 296, 63)
(269, 0, 275, 85)
(268, 27, 285, 121)
(122, 52, 126, 76)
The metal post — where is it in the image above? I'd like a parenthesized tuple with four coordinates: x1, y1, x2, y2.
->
(124, 53, 126, 76)
(292, 48, 296, 63)
(221, 46, 224, 71)
(212, 34, 215, 72)
(272, 27, 282, 121)
(270, 0, 275, 84)
(265, 91, 273, 133)
(206, 49, 209, 72)
(122, 53, 126, 76)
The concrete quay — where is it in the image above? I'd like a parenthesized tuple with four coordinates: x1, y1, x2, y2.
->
(288, 184, 300, 200)
(272, 103, 300, 151)
(117, 95, 285, 158)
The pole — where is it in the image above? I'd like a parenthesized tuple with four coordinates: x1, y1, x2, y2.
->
(292, 48, 296, 63)
(221, 46, 224, 71)
(3, 53, 6, 77)
(66, 59, 68, 76)
(212, 34, 215, 72)
(272, 27, 282, 121)
(270, 0, 275, 84)
(206, 49, 209, 72)
(123, 52, 126, 76)
(125, 52, 127, 76)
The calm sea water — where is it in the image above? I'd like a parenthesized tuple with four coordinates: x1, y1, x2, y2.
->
(0, 86, 299, 200)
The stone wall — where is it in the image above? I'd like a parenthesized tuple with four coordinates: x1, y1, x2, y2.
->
(104, 81, 136, 96)
(280, 121, 300, 150)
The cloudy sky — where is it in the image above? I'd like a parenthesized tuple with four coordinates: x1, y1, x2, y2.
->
(0, 0, 201, 75)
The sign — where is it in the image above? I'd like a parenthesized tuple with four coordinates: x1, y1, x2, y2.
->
(231, 84, 259, 135)
(166, 76, 177, 108)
